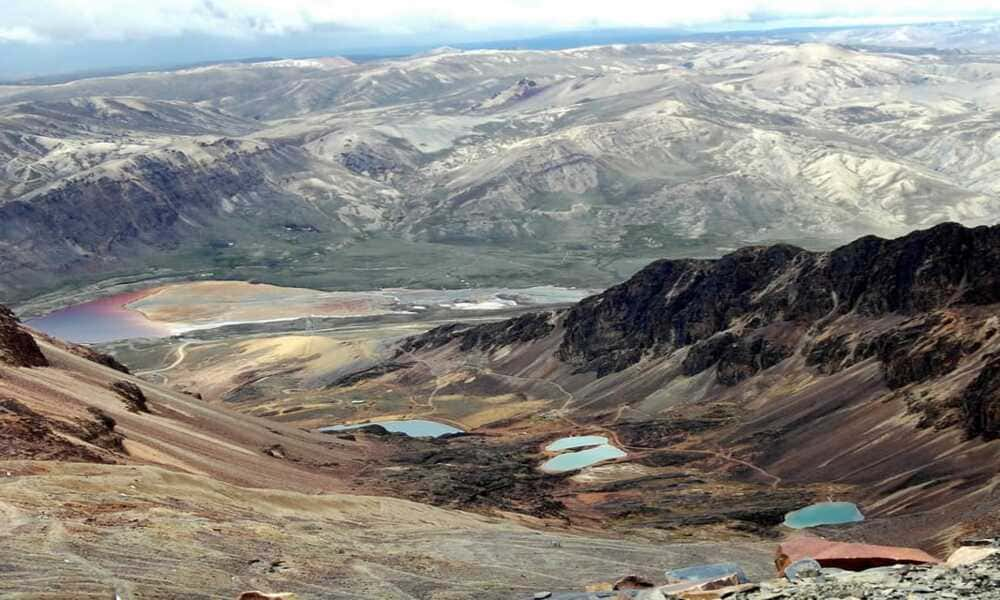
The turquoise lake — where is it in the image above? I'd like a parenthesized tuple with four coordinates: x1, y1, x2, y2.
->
(783, 502, 865, 529)
(318, 419, 463, 438)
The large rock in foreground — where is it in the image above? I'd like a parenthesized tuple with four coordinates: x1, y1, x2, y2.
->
(776, 535, 940, 574)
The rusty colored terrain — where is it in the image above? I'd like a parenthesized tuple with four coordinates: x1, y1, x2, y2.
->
(243, 223, 1000, 554)
(0, 306, 777, 599)
(97, 223, 1000, 562)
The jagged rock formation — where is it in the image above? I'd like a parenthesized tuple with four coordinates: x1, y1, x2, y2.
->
(111, 380, 149, 413)
(0, 306, 48, 367)
(559, 223, 1000, 379)
(0, 398, 119, 462)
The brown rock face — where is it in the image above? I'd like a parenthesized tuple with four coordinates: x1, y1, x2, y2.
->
(776, 535, 941, 574)
(0, 306, 48, 368)
(682, 332, 792, 385)
(0, 398, 117, 463)
(111, 381, 149, 413)
(557, 223, 1000, 377)
(961, 355, 1000, 439)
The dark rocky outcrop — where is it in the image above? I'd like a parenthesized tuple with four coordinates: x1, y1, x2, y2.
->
(397, 323, 469, 354)
(556, 223, 1000, 376)
(682, 332, 792, 385)
(0, 306, 48, 368)
(374, 435, 566, 517)
(398, 312, 557, 356)
(960, 355, 1000, 439)
(804, 333, 870, 375)
(340, 144, 404, 181)
(610, 419, 728, 448)
(874, 318, 967, 389)
(454, 312, 556, 352)
(77, 407, 127, 454)
(71, 346, 132, 374)
(0, 398, 117, 463)
(111, 381, 149, 413)
(325, 361, 414, 388)
(558, 245, 806, 376)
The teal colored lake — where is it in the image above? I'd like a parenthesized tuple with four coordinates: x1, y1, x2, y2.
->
(318, 419, 463, 438)
(545, 435, 609, 452)
(783, 502, 865, 529)
(540, 445, 627, 473)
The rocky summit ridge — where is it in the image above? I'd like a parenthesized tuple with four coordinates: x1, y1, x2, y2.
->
(407, 222, 1000, 439)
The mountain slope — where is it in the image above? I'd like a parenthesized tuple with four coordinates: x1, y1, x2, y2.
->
(2, 304, 766, 598)
(354, 223, 1000, 547)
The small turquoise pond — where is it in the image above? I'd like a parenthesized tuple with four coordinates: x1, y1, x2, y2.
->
(783, 502, 865, 529)
(545, 435, 610, 452)
(541, 445, 627, 473)
(318, 419, 463, 438)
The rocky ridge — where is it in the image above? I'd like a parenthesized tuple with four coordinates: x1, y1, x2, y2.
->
(408, 223, 1000, 440)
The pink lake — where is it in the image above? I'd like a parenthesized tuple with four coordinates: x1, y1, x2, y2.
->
(26, 289, 172, 344)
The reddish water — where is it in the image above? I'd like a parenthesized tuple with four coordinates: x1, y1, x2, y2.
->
(26, 289, 171, 344)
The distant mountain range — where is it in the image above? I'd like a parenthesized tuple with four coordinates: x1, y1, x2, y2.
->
(2, 35, 1000, 303)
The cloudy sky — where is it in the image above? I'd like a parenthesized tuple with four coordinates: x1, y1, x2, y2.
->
(1, 0, 998, 78)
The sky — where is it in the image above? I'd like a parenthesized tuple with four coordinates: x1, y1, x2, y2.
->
(2, 0, 999, 78)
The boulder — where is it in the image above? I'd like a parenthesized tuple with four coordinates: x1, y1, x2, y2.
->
(664, 564, 749, 585)
(783, 558, 822, 582)
(776, 535, 940, 574)
(947, 546, 1000, 567)
(111, 381, 149, 413)
(658, 574, 743, 597)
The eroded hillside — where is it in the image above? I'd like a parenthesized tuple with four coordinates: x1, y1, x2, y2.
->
(2, 304, 769, 599)
(4, 43, 1000, 301)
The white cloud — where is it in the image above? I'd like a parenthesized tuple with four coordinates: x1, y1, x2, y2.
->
(0, 0, 998, 43)
(0, 26, 45, 43)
